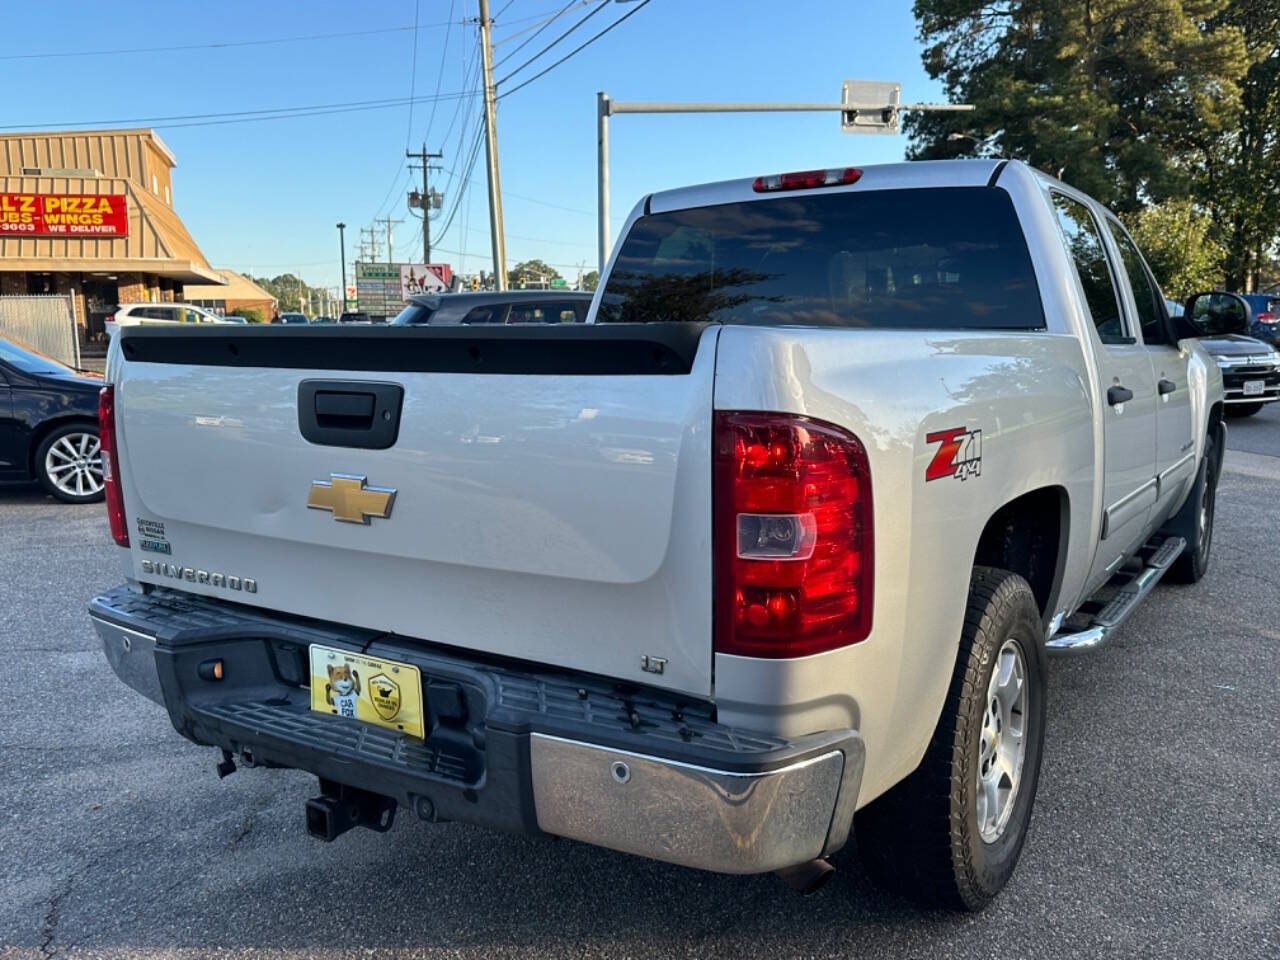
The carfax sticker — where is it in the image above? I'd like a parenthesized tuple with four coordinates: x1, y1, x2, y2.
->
(926, 427, 982, 482)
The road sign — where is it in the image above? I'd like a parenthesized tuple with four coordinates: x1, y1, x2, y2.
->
(841, 80, 901, 135)
(550, 278, 568, 289)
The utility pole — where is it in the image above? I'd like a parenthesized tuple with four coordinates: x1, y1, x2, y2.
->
(406, 143, 443, 264)
(380, 216, 404, 266)
(360, 225, 382, 263)
(478, 0, 508, 290)
(336, 222, 347, 312)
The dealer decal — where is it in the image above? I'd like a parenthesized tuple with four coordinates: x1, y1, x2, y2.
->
(925, 427, 982, 482)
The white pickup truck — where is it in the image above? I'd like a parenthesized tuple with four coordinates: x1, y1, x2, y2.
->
(93, 159, 1239, 910)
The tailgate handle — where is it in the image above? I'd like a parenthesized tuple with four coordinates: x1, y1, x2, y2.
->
(298, 380, 403, 450)
(315, 390, 375, 427)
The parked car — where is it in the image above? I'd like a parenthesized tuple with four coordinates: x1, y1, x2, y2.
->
(1240, 292, 1280, 346)
(95, 158, 1231, 910)
(104, 303, 227, 338)
(337, 311, 372, 324)
(0, 335, 104, 503)
(221, 315, 249, 324)
(311, 316, 334, 325)
(276, 312, 309, 325)
(392, 290, 593, 325)
(1189, 293, 1280, 416)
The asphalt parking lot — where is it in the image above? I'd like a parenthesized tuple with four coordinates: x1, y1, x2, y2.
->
(2, 407, 1278, 960)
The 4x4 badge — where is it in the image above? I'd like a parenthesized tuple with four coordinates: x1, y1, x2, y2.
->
(307, 474, 397, 524)
(925, 427, 982, 482)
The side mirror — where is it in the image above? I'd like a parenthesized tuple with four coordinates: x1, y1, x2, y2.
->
(1182, 292, 1249, 337)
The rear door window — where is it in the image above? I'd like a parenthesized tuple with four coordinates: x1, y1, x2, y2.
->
(598, 186, 1044, 329)
(1050, 193, 1126, 342)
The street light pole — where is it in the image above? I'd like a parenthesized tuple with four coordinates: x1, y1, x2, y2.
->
(336, 222, 347, 311)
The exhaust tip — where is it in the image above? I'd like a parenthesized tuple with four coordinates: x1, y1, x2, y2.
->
(774, 858, 835, 896)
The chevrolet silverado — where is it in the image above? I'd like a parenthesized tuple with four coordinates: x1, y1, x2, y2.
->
(92, 158, 1238, 910)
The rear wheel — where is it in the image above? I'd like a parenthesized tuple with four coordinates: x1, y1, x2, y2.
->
(35, 424, 104, 504)
(1225, 403, 1262, 417)
(855, 567, 1047, 910)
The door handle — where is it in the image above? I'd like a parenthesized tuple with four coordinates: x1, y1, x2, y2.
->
(1107, 384, 1134, 406)
(1158, 378, 1176, 395)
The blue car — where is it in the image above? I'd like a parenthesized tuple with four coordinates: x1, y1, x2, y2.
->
(1240, 292, 1280, 346)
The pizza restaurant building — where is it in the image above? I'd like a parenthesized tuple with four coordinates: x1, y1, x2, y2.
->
(0, 127, 222, 344)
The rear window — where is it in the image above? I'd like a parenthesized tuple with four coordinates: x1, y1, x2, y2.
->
(598, 186, 1044, 329)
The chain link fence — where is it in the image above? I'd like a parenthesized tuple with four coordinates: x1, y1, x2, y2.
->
(0, 295, 80, 368)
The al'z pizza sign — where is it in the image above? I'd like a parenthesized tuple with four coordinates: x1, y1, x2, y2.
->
(0, 192, 129, 237)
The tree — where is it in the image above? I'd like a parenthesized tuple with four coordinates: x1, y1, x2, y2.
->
(1122, 199, 1225, 299)
(581, 270, 600, 292)
(509, 259, 562, 289)
(1197, 1, 1280, 290)
(907, 0, 1249, 213)
(248, 273, 328, 313)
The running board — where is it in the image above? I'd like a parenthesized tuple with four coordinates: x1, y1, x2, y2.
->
(1046, 536, 1185, 655)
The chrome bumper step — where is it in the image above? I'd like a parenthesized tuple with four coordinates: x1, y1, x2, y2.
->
(1046, 535, 1185, 655)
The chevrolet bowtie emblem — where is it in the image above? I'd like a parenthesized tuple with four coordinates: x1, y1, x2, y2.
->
(307, 474, 396, 524)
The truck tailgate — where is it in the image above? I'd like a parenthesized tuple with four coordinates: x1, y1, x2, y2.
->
(111, 325, 718, 696)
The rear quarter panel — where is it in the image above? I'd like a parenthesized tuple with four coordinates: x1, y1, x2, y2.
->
(712, 326, 1096, 805)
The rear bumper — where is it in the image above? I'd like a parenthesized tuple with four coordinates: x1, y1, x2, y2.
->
(91, 585, 863, 875)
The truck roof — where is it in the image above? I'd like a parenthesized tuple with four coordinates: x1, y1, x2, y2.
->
(648, 158, 1010, 215)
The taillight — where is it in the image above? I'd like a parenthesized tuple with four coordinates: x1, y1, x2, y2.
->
(1258, 312, 1277, 324)
(714, 411, 873, 658)
(98, 385, 129, 546)
(753, 167, 862, 193)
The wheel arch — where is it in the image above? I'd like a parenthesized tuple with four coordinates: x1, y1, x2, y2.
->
(971, 485, 1070, 630)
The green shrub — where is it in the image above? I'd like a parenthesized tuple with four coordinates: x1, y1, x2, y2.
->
(231, 306, 264, 324)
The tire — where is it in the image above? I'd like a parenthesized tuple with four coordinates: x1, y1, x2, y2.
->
(1225, 403, 1262, 418)
(1164, 427, 1219, 584)
(34, 423, 105, 504)
(855, 567, 1047, 911)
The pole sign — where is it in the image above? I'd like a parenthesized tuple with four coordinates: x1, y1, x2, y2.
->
(0, 192, 129, 236)
(400, 263, 452, 299)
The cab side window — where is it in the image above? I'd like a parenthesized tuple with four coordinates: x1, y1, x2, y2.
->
(461, 306, 502, 324)
(1050, 193, 1126, 343)
(1104, 219, 1167, 345)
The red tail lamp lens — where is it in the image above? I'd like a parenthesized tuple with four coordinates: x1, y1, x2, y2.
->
(714, 411, 873, 658)
(98, 385, 129, 547)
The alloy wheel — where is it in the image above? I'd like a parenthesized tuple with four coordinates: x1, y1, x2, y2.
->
(976, 638, 1029, 843)
(44, 431, 104, 498)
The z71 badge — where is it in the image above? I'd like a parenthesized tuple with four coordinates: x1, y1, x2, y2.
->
(926, 427, 982, 482)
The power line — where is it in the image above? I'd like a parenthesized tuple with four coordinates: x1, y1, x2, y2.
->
(0, 89, 477, 132)
(498, 0, 652, 100)
(492, 0, 581, 65)
(493, 1, 593, 47)
(403, 0, 423, 149)
(493, 1, 611, 84)
(421, 0, 459, 146)
(0, 24, 453, 61)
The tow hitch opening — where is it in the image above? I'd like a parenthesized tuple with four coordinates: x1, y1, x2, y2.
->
(305, 779, 398, 842)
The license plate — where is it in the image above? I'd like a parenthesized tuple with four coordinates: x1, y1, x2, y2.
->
(1243, 380, 1265, 396)
(308, 644, 425, 738)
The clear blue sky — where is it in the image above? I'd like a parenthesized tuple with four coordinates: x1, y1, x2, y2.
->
(0, 0, 943, 292)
